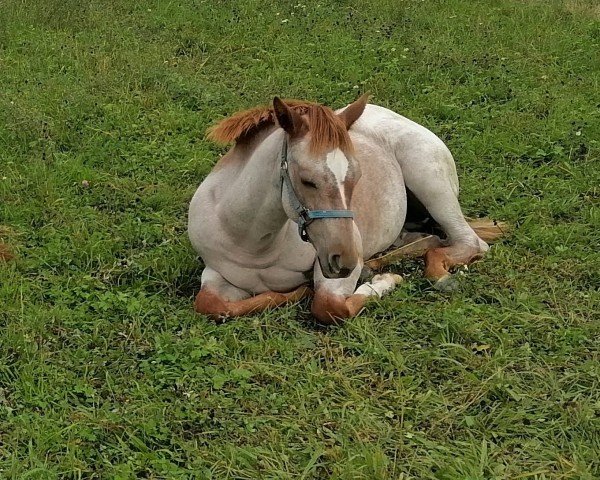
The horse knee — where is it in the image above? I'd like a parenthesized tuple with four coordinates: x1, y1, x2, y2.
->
(311, 292, 351, 325)
(194, 289, 230, 320)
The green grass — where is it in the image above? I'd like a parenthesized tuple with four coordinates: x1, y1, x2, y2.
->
(1, 0, 599, 478)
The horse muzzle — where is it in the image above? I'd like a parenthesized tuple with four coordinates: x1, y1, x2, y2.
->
(319, 250, 358, 279)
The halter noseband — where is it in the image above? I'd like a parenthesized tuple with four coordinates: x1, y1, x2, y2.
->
(280, 137, 354, 242)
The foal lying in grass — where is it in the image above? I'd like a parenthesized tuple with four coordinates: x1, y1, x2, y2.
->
(189, 96, 503, 324)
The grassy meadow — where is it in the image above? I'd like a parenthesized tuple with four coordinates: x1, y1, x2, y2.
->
(0, 0, 599, 478)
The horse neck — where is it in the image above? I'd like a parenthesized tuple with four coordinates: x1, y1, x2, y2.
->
(219, 128, 289, 250)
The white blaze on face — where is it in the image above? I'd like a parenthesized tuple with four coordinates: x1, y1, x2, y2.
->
(325, 149, 349, 207)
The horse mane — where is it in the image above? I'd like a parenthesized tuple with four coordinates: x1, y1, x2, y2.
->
(207, 100, 352, 154)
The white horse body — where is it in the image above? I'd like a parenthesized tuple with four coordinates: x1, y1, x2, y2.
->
(189, 99, 489, 323)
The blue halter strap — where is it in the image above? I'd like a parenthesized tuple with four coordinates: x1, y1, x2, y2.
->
(280, 137, 354, 242)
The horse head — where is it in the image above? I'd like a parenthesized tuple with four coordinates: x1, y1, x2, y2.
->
(273, 95, 369, 279)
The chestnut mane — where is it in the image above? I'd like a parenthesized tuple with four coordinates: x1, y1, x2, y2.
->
(207, 100, 352, 154)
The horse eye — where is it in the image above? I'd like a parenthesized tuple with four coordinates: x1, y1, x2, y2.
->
(301, 179, 317, 189)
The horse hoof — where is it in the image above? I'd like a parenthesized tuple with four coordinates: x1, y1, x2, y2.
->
(434, 274, 460, 292)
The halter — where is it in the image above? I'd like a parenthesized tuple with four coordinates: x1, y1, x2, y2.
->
(280, 137, 354, 242)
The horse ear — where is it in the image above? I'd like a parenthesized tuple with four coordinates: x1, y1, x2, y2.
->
(273, 97, 303, 136)
(339, 93, 370, 130)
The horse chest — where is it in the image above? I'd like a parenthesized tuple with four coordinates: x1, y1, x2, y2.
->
(215, 249, 314, 294)
(195, 219, 316, 294)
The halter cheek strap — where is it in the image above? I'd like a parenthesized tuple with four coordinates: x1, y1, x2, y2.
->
(280, 138, 354, 242)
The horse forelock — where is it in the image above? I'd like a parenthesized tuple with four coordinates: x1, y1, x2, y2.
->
(303, 105, 353, 155)
(207, 100, 353, 155)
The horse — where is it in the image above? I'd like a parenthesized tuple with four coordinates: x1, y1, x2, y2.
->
(188, 95, 504, 324)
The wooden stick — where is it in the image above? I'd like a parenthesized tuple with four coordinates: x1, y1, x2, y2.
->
(364, 217, 510, 271)
(365, 235, 442, 270)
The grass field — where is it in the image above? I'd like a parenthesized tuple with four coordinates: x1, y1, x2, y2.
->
(1, 0, 599, 478)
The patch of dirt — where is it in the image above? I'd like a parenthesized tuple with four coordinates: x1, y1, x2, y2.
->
(564, 0, 600, 19)
(0, 225, 16, 261)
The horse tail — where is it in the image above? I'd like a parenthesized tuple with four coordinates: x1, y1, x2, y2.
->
(467, 217, 510, 243)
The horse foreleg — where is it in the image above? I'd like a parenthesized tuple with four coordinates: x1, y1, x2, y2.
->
(194, 266, 312, 321)
(311, 273, 403, 325)
(195, 285, 312, 321)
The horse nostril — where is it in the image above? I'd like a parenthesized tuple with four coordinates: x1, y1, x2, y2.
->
(338, 267, 351, 278)
(329, 254, 342, 274)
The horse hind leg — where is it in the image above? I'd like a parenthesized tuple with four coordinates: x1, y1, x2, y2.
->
(367, 197, 505, 289)
(418, 195, 492, 289)
(403, 182, 492, 289)
(423, 217, 508, 290)
(423, 244, 482, 287)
